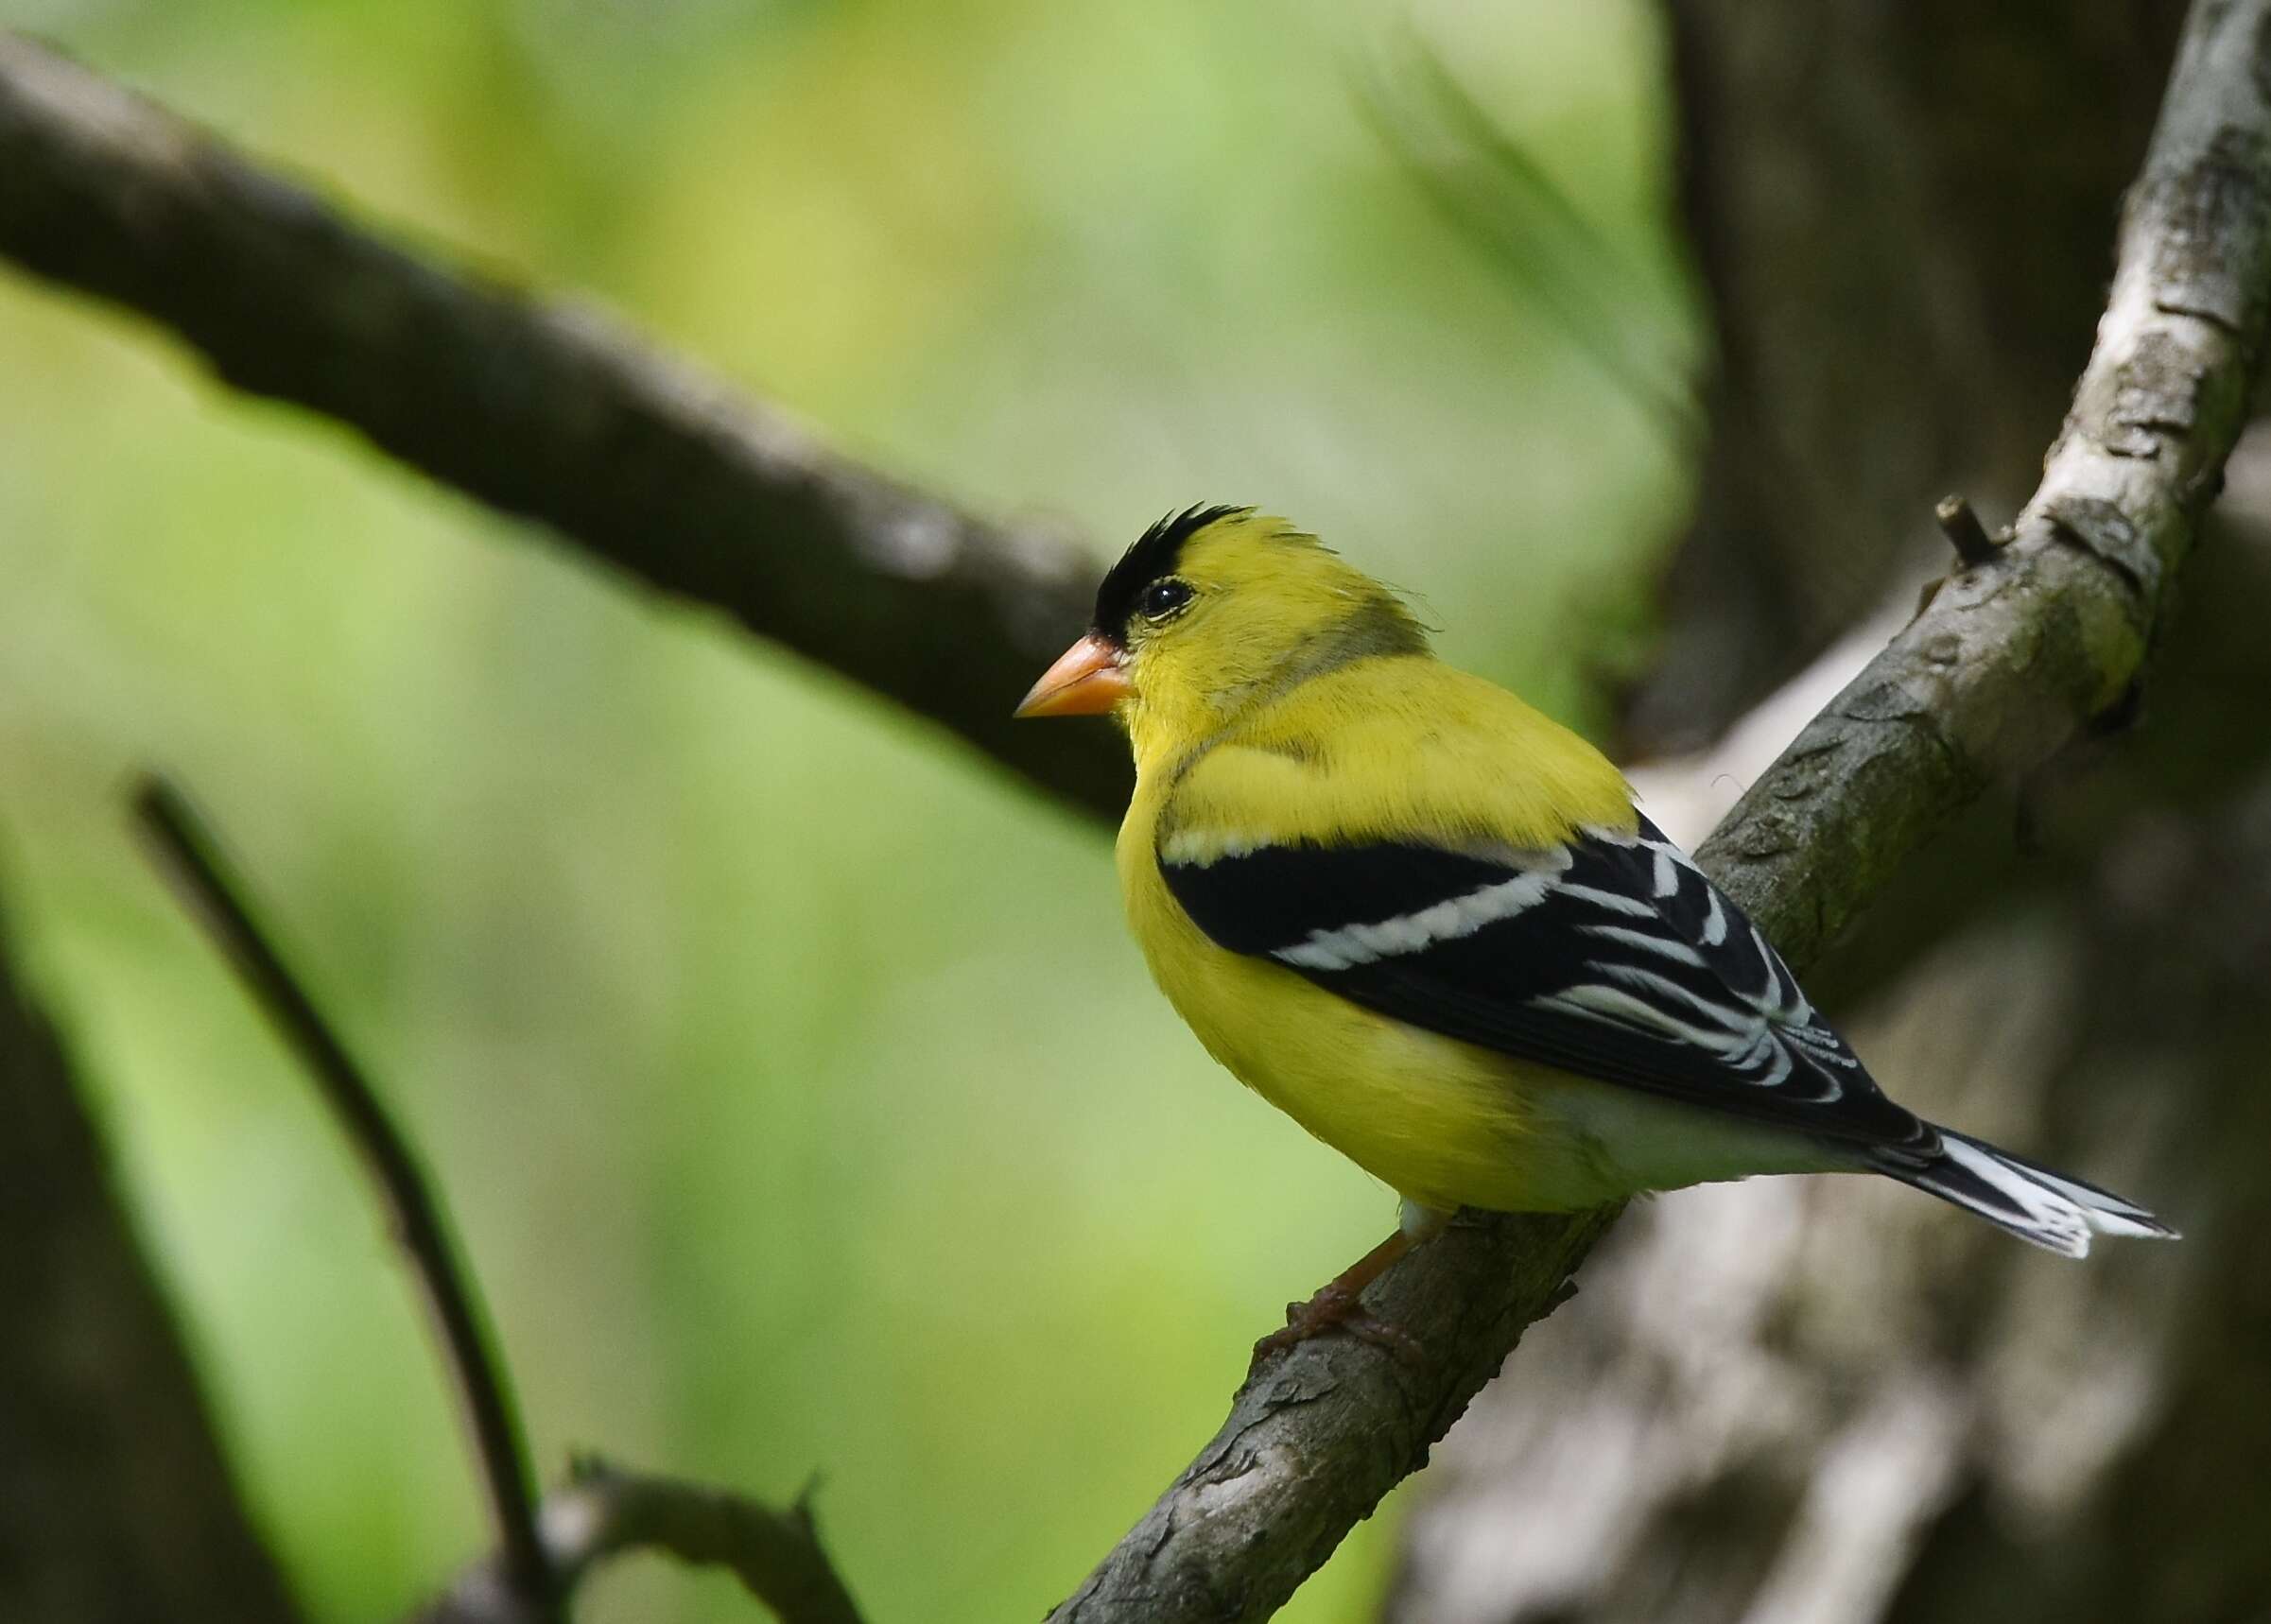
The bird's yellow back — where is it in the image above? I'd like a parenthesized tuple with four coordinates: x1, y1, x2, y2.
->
(1147, 657, 1636, 858)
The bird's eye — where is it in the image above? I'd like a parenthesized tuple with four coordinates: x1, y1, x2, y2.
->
(1140, 579, 1195, 622)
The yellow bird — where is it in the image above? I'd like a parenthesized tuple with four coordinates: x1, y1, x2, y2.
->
(1018, 507, 2173, 1356)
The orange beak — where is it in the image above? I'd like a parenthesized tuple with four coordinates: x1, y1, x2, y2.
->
(1014, 632, 1132, 718)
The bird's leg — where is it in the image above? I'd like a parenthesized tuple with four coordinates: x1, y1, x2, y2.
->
(1250, 1206, 1448, 1372)
(1251, 1231, 1418, 1370)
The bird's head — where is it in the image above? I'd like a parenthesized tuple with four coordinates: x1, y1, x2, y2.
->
(1015, 506, 1428, 763)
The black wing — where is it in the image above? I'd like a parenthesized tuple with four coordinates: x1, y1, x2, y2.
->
(1161, 817, 1936, 1156)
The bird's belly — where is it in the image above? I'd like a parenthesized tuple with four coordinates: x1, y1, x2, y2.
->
(1147, 928, 1831, 1213)
(1145, 928, 1592, 1211)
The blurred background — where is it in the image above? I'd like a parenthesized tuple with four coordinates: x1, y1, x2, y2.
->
(0, 1, 1686, 1619)
(6, 2, 2265, 1622)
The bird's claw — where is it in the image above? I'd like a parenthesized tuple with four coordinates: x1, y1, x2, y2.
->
(1247, 1283, 1423, 1374)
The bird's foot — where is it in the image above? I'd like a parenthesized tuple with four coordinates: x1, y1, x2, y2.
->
(1249, 1279, 1423, 1373)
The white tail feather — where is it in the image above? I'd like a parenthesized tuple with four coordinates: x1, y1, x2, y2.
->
(1879, 1131, 2176, 1257)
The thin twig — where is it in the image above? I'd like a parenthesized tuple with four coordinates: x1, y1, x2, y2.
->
(1934, 493, 2002, 565)
(419, 1458, 868, 1624)
(131, 776, 555, 1616)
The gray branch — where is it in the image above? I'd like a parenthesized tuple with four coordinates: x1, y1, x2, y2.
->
(0, 32, 1124, 820)
(418, 1459, 865, 1624)
(1049, 2, 2271, 1616)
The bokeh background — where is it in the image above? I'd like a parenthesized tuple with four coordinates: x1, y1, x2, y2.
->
(0, 1, 1695, 1618)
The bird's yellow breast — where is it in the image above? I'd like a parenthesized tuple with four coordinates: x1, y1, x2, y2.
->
(1118, 807, 1548, 1212)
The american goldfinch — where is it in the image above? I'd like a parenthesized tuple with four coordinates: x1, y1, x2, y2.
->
(1018, 507, 2173, 1355)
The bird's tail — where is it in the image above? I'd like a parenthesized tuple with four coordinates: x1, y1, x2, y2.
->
(1876, 1131, 2177, 1258)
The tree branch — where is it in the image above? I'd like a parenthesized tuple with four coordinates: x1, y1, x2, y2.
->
(0, 32, 1124, 820)
(132, 777, 557, 1615)
(1048, 2, 2271, 1616)
(419, 1458, 866, 1624)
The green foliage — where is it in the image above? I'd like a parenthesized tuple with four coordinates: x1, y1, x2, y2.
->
(0, 0, 1691, 1617)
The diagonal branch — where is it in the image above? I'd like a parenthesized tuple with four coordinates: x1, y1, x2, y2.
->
(1047, 1, 2271, 1616)
(0, 32, 1124, 820)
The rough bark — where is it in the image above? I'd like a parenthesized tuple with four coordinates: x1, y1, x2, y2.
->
(0, 894, 304, 1624)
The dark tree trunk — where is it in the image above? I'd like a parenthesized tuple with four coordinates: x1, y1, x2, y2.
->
(1626, 0, 2185, 755)
(0, 901, 304, 1624)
